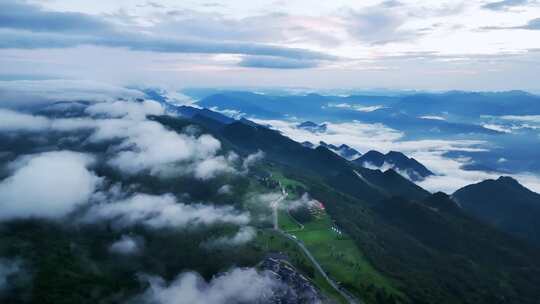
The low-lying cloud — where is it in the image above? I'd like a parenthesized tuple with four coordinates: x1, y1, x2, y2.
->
(203, 226, 256, 249)
(0, 151, 100, 220)
(132, 267, 282, 304)
(109, 235, 143, 255)
(0, 97, 240, 180)
(287, 193, 319, 211)
(416, 151, 540, 194)
(254, 118, 540, 194)
(327, 103, 386, 112)
(82, 193, 250, 229)
(0, 108, 50, 131)
(0, 80, 144, 109)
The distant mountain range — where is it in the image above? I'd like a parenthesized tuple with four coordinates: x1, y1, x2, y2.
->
(317, 141, 361, 160)
(296, 121, 327, 133)
(187, 90, 540, 136)
(453, 176, 540, 247)
(353, 150, 434, 181)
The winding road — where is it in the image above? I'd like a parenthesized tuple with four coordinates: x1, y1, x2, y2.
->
(271, 187, 361, 304)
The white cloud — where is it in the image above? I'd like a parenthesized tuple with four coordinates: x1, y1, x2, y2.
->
(251, 118, 403, 153)
(133, 267, 282, 304)
(203, 226, 256, 248)
(82, 193, 250, 229)
(415, 151, 540, 194)
(217, 184, 232, 195)
(242, 150, 265, 170)
(0, 151, 100, 220)
(252, 118, 486, 155)
(253, 117, 540, 194)
(361, 161, 415, 181)
(254, 192, 283, 208)
(326, 103, 386, 112)
(109, 235, 142, 255)
(193, 155, 237, 180)
(85, 100, 164, 120)
(0, 101, 238, 180)
(482, 123, 512, 133)
(0, 109, 50, 131)
(287, 193, 319, 211)
(419, 115, 446, 121)
(501, 115, 540, 122)
(78, 114, 230, 178)
(0, 80, 144, 109)
(209, 107, 245, 119)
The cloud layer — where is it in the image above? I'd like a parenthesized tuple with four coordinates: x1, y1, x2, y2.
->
(0, 1, 333, 69)
(133, 268, 282, 304)
(82, 193, 250, 230)
(0, 151, 99, 220)
(0, 80, 144, 109)
(255, 118, 540, 193)
(109, 235, 142, 255)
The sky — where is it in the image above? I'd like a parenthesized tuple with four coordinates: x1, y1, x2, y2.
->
(1, 0, 540, 91)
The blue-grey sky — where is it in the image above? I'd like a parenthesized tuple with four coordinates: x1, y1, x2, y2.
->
(1, 0, 540, 91)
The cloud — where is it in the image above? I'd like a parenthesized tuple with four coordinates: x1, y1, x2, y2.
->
(344, 6, 420, 44)
(0, 151, 100, 220)
(109, 235, 142, 255)
(0, 1, 111, 33)
(0, 97, 239, 180)
(0, 258, 22, 291)
(0, 2, 335, 66)
(500, 114, 540, 123)
(68, 100, 232, 178)
(481, 17, 540, 30)
(287, 193, 319, 211)
(49, 99, 234, 179)
(209, 107, 245, 119)
(82, 193, 250, 229)
(253, 192, 283, 208)
(0, 80, 144, 109)
(85, 100, 164, 120)
(132, 268, 282, 304)
(482, 0, 531, 11)
(95, 119, 228, 177)
(242, 150, 265, 170)
(251, 118, 403, 153)
(238, 56, 320, 69)
(251, 118, 540, 193)
(413, 151, 540, 194)
(155, 10, 342, 47)
(193, 155, 237, 180)
(326, 103, 386, 112)
(203, 226, 256, 248)
(253, 118, 490, 155)
(217, 184, 232, 195)
(419, 115, 446, 121)
(0, 109, 50, 131)
(361, 161, 415, 181)
(482, 123, 512, 133)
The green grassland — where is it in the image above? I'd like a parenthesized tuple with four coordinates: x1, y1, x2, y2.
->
(284, 213, 403, 299)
